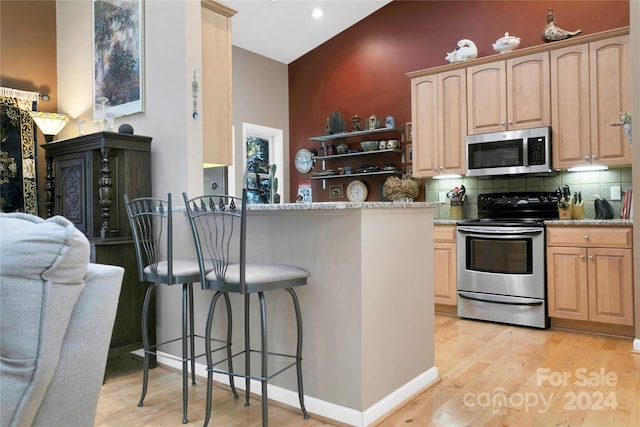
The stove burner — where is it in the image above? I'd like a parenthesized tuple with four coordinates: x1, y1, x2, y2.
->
(460, 191, 559, 226)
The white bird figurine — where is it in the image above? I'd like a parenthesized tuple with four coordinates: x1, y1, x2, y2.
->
(542, 8, 582, 43)
(445, 39, 478, 63)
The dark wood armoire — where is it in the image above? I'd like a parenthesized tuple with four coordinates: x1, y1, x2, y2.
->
(42, 131, 155, 359)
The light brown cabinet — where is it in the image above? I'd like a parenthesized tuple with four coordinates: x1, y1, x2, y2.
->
(546, 226, 633, 327)
(434, 224, 457, 308)
(410, 69, 466, 178)
(550, 35, 631, 169)
(201, 0, 236, 166)
(466, 52, 550, 135)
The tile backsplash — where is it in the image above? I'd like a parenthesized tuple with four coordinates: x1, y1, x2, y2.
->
(426, 167, 632, 220)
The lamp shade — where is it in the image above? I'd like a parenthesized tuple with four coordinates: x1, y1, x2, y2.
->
(29, 111, 70, 142)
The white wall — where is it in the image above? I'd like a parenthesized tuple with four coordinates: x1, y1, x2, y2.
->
(56, 0, 212, 357)
(231, 46, 290, 200)
(56, 0, 203, 206)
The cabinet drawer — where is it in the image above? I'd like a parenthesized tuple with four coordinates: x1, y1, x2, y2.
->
(547, 226, 632, 248)
(434, 225, 457, 243)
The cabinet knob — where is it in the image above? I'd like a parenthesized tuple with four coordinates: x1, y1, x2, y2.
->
(508, 120, 513, 125)
(588, 255, 593, 261)
(592, 155, 598, 160)
(501, 121, 506, 126)
(584, 156, 589, 161)
(580, 255, 585, 260)
(584, 235, 589, 240)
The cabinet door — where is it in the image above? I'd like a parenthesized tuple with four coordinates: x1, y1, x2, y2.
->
(411, 74, 439, 177)
(547, 247, 589, 321)
(507, 52, 550, 130)
(55, 152, 91, 235)
(587, 248, 633, 326)
(434, 242, 457, 306)
(550, 44, 591, 169)
(467, 61, 506, 134)
(589, 35, 631, 167)
(438, 69, 466, 175)
(201, 2, 235, 166)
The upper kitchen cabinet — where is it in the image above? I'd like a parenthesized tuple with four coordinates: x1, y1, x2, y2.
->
(410, 69, 466, 178)
(550, 34, 630, 169)
(201, 0, 236, 166)
(467, 52, 550, 135)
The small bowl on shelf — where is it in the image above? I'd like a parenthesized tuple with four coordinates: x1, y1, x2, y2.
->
(360, 140, 378, 152)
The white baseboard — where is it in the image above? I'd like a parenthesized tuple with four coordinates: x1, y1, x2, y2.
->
(148, 351, 438, 427)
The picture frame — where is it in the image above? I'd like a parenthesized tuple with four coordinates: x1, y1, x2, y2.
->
(297, 181, 312, 203)
(329, 184, 343, 199)
(93, 0, 144, 121)
(405, 122, 413, 142)
(406, 143, 413, 162)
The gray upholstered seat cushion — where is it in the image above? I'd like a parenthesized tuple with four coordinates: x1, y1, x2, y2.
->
(0, 213, 90, 427)
(205, 263, 310, 292)
(143, 258, 214, 283)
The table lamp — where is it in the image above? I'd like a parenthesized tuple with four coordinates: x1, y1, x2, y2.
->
(29, 111, 70, 142)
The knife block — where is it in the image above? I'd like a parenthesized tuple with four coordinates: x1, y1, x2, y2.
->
(572, 203, 585, 220)
(558, 204, 572, 219)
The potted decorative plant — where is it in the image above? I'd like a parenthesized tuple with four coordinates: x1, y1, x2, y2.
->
(383, 176, 420, 202)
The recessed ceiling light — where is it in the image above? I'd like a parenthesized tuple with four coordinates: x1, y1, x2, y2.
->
(311, 7, 323, 19)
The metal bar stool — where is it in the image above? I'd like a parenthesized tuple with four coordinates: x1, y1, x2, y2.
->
(183, 189, 310, 427)
(124, 193, 238, 424)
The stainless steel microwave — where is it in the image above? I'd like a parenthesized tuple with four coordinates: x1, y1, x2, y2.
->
(466, 127, 552, 177)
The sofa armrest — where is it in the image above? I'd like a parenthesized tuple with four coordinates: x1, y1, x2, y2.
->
(31, 263, 124, 427)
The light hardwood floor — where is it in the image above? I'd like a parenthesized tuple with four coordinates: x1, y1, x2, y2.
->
(96, 314, 640, 426)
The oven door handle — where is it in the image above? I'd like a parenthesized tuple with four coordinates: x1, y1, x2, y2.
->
(458, 291, 544, 306)
(457, 226, 543, 235)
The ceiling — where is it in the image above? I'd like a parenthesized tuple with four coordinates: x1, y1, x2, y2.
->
(220, 0, 392, 64)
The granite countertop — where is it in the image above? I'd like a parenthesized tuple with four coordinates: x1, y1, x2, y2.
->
(247, 201, 439, 211)
(434, 218, 633, 226)
(545, 219, 633, 226)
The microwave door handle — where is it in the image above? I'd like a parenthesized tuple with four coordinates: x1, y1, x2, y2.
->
(457, 226, 543, 236)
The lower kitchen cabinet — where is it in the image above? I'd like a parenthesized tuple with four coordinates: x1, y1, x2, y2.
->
(434, 224, 457, 310)
(546, 226, 633, 328)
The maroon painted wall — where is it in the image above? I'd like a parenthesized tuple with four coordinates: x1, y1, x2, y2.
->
(288, 0, 629, 202)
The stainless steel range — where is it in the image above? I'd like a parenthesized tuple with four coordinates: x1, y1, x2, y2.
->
(456, 192, 559, 328)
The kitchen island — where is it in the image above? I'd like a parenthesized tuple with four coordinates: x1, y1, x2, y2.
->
(166, 201, 439, 426)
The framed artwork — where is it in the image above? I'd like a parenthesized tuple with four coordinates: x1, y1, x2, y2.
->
(405, 122, 413, 142)
(93, 0, 144, 121)
(297, 181, 312, 203)
(329, 184, 343, 199)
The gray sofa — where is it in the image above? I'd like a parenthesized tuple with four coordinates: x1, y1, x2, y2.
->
(0, 213, 124, 427)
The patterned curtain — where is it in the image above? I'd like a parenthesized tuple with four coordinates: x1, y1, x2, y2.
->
(0, 89, 38, 215)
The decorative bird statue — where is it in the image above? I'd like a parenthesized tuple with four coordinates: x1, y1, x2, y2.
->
(542, 8, 582, 43)
(445, 39, 478, 63)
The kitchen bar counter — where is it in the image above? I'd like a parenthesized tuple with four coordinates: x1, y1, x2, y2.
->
(241, 204, 438, 425)
(166, 201, 438, 426)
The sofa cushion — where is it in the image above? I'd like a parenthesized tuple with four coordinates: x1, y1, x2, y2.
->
(0, 213, 90, 427)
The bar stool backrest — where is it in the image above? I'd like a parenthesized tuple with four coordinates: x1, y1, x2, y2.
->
(183, 190, 246, 293)
(124, 194, 173, 284)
